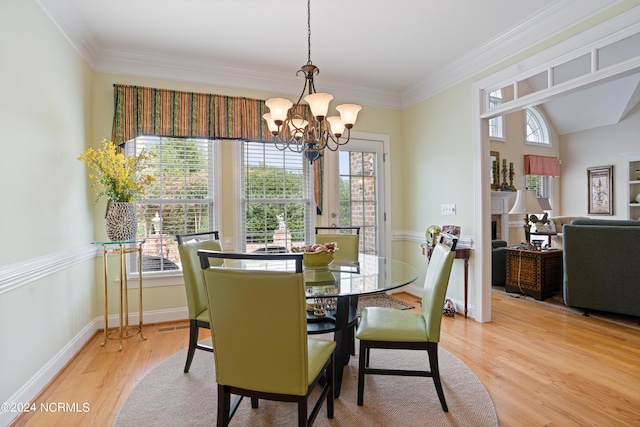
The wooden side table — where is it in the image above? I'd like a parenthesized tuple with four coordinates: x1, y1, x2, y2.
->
(505, 248, 563, 300)
(92, 239, 146, 350)
(421, 244, 471, 318)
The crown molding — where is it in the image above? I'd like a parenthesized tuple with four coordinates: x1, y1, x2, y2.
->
(94, 49, 403, 109)
(38, 0, 623, 110)
(401, 0, 623, 108)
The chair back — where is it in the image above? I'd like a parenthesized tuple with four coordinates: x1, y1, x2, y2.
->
(199, 251, 310, 396)
(421, 239, 456, 342)
(315, 226, 360, 263)
(176, 232, 222, 321)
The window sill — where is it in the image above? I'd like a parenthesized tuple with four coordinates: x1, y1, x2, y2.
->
(127, 271, 184, 288)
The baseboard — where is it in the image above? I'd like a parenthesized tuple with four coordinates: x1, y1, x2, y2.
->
(0, 318, 99, 427)
(394, 284, 474, 319)
(0, 307, 189, 427)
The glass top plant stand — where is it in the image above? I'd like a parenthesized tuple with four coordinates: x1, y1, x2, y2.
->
(92, 239, 146, 350)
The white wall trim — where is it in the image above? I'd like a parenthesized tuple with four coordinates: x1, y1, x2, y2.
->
(472, 4, 640, 324)
(0, 245, 97, 295)
(0, 317, 99, 427)
(0, 305, 189, 426)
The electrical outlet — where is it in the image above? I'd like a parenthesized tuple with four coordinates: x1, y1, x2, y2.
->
(441, 204, 456, 215)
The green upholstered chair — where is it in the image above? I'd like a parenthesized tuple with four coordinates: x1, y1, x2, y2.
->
(176, 231, 223, 373)
(314, 227, 361, 352)
(355, 235, 457, 412)
(314, 226, 360, 264)
(198, 250, 336, 427)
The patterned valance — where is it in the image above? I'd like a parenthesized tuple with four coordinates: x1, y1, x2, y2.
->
(524, 155, 560, 177)
(111, 84, 308, 145)
(111, 84, 323, 212)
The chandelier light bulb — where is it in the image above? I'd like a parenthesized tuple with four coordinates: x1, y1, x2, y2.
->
(326, 116, 344, 137)
(336, 104, 362, 128)
(304, 93, 333, 120)
(265, 98, 293, 125)
(288, 118, 308, 140)
(262, 113, 279, 135)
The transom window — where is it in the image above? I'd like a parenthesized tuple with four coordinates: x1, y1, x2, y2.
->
(489, 90, 505, 140)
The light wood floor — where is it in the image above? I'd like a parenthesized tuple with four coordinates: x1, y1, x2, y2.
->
(12, 291, 640, 426)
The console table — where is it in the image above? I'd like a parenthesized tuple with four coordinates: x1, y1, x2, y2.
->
(505, 248, 563, 300)
(92, 240, 146, 350)
(421, 244, 471, 318)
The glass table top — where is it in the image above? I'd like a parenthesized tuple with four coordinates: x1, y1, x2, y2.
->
(218, 253, 420, 298)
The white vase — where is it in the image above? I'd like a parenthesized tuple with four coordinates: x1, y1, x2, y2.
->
(105, 200, 137, 241)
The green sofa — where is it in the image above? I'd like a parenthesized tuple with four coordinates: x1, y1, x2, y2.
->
(563, 218, 640, 317)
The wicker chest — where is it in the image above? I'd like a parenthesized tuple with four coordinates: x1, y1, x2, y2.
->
(505, 248, 563, 300)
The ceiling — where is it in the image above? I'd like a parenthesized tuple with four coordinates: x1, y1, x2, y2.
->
(36, 0, 639, 134)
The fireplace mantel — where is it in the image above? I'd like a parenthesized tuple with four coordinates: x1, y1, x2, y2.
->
(491, 191, 514, 242)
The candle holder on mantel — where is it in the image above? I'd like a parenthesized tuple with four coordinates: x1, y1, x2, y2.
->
(500, 160, 517, 191)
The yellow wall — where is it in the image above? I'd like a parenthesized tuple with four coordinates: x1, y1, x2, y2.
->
(91, 73, 404, 313)
(0, 0, 96, 404)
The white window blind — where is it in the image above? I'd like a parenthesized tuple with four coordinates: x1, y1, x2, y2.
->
(241, 142, 311, 253)
(127, 136, 217, 273)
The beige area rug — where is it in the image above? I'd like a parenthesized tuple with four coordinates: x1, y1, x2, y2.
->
(492, 286, 640, 331)
(356, 293, 414, 315)
(114, 337, 497, 426)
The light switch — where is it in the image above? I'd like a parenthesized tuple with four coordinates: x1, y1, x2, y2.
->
(441, 204, 456, 215)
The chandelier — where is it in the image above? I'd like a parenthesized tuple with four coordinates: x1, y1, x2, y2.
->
(263, 0, 362, 164)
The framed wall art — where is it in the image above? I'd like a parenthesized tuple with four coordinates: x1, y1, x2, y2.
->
(587, 165, 613, 215)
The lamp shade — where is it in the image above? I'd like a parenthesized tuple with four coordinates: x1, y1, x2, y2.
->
(265, 98, 293, 124)
(336, 104, 362, 128)
(326, 116, 345, 136)
(509, 189, 541, 214)
(304, 93, 333, 118)
(262, 113, 279, 134)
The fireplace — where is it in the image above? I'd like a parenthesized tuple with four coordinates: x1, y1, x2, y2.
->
(491, 192, 514, 242)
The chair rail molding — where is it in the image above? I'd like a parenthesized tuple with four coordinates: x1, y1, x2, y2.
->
(0, 245, 97, 295)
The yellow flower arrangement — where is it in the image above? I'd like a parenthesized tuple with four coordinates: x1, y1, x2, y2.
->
(77, 139, 155, 203)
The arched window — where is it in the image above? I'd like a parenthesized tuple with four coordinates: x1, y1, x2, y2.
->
(525, 107, 550, 146)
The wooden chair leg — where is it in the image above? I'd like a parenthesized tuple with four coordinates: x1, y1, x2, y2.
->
(327, 356, 335, 418)
(428, 342, 448, 412)
(297, 399, 307, 427)
(357, 341, 367, 406)
(184, 320, 198, 373)
(251, 397, 259, 408)
(217, 384, 231, 427)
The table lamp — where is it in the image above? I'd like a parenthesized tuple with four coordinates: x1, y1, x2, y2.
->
(509, 189, 542, 241)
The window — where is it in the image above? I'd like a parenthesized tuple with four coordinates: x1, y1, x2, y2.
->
(525, 107, 551, 145)
(127, 136, 218, 273)
(489, 90, 505, 139)
(241, 142, 312, 253)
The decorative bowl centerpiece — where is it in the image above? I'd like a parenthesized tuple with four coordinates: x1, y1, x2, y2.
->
(293, 242, 339, 269)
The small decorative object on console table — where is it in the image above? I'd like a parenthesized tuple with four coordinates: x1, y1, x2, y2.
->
(78, 139, 154, 241)
(421, 242, 471, 318)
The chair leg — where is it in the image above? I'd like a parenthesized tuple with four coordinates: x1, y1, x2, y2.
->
(251, 397, 259, 408)
(297, 399, 307, 427)
(357, 341, 367, 406)
(327, 355, 335, 418)
(184, 320, 198, 373)
(217, 384, 231, 427)
(428, 342, 448, 412)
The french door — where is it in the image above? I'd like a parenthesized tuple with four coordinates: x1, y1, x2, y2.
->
(323, 136, 387, 256)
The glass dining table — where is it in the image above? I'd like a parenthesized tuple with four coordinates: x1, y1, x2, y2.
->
(205, 253, 420, 397)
